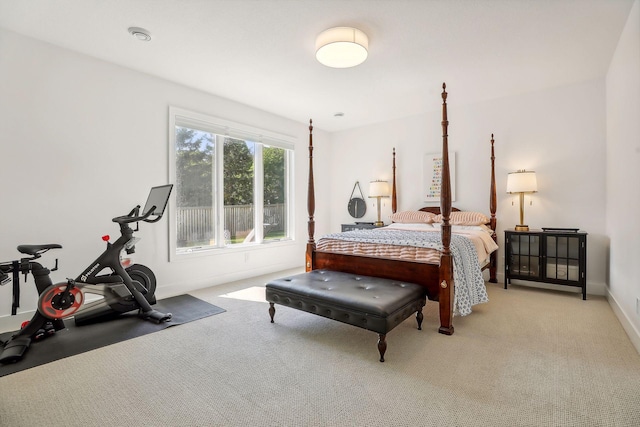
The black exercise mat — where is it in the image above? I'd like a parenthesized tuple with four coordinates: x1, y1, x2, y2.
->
(0, 294, 225, 377)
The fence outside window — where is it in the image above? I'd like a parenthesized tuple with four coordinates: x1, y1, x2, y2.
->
(177, 203, 286, 246)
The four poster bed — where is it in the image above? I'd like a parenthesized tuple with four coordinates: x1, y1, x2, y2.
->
(304, 84, 498, 335)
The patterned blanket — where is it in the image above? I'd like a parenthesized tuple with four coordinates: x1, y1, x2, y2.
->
(320, 229, 489, 316)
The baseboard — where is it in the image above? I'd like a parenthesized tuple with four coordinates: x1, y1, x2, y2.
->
(607, 289, 640, 355)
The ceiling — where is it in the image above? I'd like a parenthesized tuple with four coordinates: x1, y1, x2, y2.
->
(0, 0, 634, 132)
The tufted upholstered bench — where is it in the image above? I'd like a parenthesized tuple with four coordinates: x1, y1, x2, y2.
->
(265, 269, 426, 362)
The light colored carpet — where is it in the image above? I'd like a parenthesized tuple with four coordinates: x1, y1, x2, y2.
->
(1, 269, 639, 427)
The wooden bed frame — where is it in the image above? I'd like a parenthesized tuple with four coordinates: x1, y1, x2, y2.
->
(305, 84, 497, 335)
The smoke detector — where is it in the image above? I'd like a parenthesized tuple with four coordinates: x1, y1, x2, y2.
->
(128, 27, 151, 42)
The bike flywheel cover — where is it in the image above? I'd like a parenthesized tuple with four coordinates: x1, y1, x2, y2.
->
(38, 284, 84, 320)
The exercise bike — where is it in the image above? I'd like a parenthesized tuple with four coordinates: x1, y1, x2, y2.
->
(1, 244, 66, 364)
(0, 184, 173, 364)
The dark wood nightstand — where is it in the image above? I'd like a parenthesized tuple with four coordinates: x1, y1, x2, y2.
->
(341, 223, 379, 232)
(505, 229, 587, 299)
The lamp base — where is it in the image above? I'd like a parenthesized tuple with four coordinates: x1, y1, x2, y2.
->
(515, 224, 529, 231)
(374, 221, 384, 227)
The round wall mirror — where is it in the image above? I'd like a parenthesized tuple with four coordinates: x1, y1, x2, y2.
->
(348, 197, 366, 218)
(347, 182, 367, 218)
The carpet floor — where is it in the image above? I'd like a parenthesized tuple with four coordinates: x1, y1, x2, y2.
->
(0, 269, 638, 426)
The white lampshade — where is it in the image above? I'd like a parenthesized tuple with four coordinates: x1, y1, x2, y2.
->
(507, 170, 537, 193)
(369, 180, 390, 198)
(315, 27, 368, 68)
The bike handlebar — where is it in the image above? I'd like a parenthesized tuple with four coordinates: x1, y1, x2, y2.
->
(112, 205, 162, 225)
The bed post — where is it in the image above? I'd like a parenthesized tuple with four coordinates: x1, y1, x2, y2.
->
(489, 134, 498, 283)
(438, 83, 455, 336)
(305, 119, 316, 272)
(392, 148, 397, 214)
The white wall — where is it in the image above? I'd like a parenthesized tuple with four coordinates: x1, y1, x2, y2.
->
(328, 78, 608, 295)
(606, 0, 640, 351)
(2, 1, 637, 349)
(0, 29, 330, 323)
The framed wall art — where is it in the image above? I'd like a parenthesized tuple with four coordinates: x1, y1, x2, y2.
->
(423, 152, 456, 202)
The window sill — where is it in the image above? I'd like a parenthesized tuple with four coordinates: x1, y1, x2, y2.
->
(170, 238, 295, 262)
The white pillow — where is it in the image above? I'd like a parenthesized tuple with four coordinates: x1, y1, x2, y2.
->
(385, 223, 436, 231)
(432, 223, 494, 234)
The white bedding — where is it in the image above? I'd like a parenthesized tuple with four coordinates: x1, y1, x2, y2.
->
(383, 222, 498, 264)
(316, 223, 498, 316)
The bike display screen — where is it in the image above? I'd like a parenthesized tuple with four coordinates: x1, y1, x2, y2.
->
(142, 184, 173, 217)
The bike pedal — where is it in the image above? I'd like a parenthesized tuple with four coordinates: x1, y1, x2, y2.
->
(33, 329, 46, 341)
(44, 322, 56, 336)
(32, 322, 57, 341)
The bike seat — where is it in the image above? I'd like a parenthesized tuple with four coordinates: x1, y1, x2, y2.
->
(17, 244, 62, 256)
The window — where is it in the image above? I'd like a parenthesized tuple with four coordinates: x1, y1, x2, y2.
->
(169, 107, 294, 257)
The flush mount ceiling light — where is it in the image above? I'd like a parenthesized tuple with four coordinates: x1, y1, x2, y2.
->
(315, 27, 368, 68)
(128, 27, 151, 42)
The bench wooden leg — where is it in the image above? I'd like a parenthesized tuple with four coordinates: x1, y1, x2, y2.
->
(377, 334, 387, 362)
(269, 302, 275, 323)
(416, 308, 423, 330)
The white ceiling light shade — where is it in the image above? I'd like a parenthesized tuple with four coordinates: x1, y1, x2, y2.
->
(315, 27, 368, 68)
(128, 27, 152, 41)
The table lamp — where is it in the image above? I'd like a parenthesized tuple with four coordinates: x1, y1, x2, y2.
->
(369, 180, 390, 227)
(506, 170, 537, 231)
